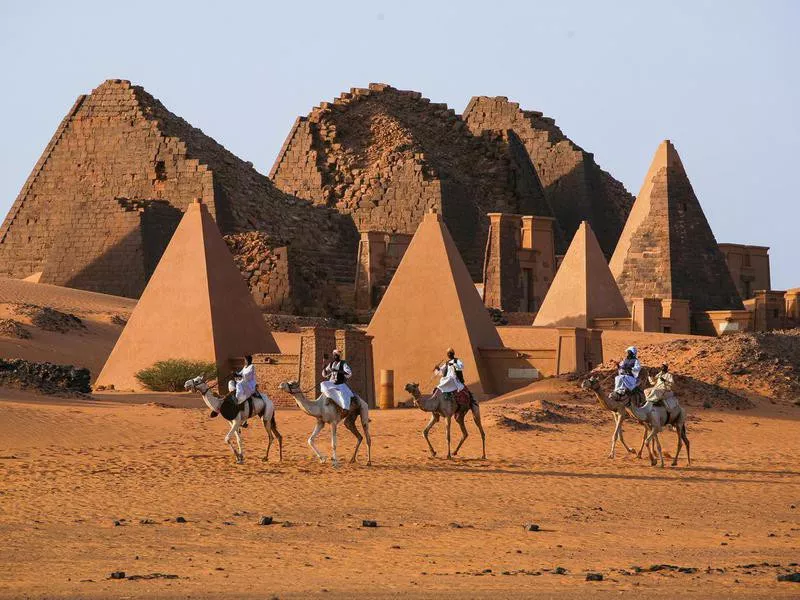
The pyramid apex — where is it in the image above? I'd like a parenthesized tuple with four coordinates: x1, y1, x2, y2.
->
(424, 209, 442, 223)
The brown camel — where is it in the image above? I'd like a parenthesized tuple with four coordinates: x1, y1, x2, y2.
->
(582, 375, 690, 467)
(404, 383, 486, 460)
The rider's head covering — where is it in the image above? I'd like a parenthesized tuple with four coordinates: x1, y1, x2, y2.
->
(446, 347, 455, 357)
(332, 348, 341, 357)
(661, 363, 669, 371)
(626, 346, 637, 357)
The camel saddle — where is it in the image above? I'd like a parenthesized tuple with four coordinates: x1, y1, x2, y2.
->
(444, 388, 474, 409)
(219, 393, 260, 421)
(326, 396, 359, 417)
(611, 386, 645, 407)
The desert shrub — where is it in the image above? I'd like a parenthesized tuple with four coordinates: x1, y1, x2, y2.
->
(135, 359, 217, 392)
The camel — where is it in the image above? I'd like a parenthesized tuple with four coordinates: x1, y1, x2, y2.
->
(582, 375, 690, 467)
(184, 375, 282, 464)
(278, 380, 371, 466)
(580, 375, 644, 459)
(404, 383, 486, 460)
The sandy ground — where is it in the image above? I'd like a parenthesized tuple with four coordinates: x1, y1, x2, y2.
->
(0, 278, 133, 376)
(1, 382, 798, 599)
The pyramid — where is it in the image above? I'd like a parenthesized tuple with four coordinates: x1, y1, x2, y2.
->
(533, 221, 630, 327)
(366, 211, 502, 400)
(463, 96, 634, 255)
(0, 79, 358, 315)
(609, 140, 743, 312)
(96, 200, 278, 391)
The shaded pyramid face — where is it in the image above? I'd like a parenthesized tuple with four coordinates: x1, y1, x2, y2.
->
(367, 211, 502, 400)
(533, 221, 629, 328)
(96, 201, 278, 391)
(463, 96, 634, 256)
(609, 141, 743, 312)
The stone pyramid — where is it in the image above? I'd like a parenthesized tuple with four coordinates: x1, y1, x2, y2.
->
(367, 211, 502, 400)
(533, 221, 630, 328)
(609, 140, 743, 311)
(96, 200, 278, 391)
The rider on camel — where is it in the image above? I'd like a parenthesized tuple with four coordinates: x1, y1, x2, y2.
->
(210, 354, 257, 419)
(614, 346, 641, 397)
(321, 349, 354, 412)
(644, 363, 674, 404)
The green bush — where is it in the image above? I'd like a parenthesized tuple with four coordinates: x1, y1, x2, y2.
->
(135, 359, 218, 392)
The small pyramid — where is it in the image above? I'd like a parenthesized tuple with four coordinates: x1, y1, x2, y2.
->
(609, 140, 743, 312)
(96, 200, 278, 391)
(367, 211, 502, 399)
(534, 221, 630, 327)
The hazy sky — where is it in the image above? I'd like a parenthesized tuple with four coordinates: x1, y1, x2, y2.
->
(1, 0, 797, 288)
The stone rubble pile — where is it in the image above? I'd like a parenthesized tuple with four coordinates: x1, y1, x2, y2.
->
(0, 358, 91, 395)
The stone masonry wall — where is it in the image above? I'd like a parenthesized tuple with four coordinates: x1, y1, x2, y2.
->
(0, 80, 358, 314)
(463, 96, 634, 255)
(270, 84, 555, 280)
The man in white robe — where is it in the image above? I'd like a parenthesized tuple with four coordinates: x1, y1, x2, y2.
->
(435, 349, 465, 395)
(614, 346, 641, 395)
(645, 363, 674, 403)
(228, 354, 257, 404)
(320, 349, 354, 411)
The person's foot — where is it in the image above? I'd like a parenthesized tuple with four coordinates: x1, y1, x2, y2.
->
(209, 411, 218, 418)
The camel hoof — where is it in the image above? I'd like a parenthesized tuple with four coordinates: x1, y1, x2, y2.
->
(608, 453, 614, 459)
(671, 460, 678, 467)
(627, 448, 637, 454)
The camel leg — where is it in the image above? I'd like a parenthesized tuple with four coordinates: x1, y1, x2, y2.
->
(453, 412, 468, 456)
(233, 420, 245, 464)
(615, 411, 636, 454)
(270, 416, 283, 462)
(472, 404, 487, 460)
(262, 416, 273, 462)
(609, 413, 622, 458)
(343, 416, 363, 464)
(362, 406, 372, 466)
(225, 418, 244, 463)
(681, 424, 691, 466)
(423, 414, 439, 457)
(637, 425, 649, 459)
(643, 429, 657, 466)
(672, 426, 683, 467)
(308, 420, 326, 462)
(445, 415, 452, 459)
(655, 432, 664, 467)
(330, 421, 339, 465)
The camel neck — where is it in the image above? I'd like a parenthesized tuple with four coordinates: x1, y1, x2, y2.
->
(201, 388, 223, 411)
(292, 393, 321, 417)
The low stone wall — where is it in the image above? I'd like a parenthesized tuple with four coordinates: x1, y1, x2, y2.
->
(250, 353, 299, 409)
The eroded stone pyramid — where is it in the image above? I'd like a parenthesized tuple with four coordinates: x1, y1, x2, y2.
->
(270, 83, 556, 280)
(0, 79, 357, 309)
(534, 221, 629, 328)
(96, 200, 278, 391)
(463, 96, 634, 255)
(609, 140, 743, 312)
(367, 211, 502, 400)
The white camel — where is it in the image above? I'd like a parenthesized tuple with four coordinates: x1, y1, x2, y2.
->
(278, 380, 372, 466)
(185, 375, 282, 464)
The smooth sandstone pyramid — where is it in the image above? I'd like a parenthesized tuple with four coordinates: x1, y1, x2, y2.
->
(609, 140, 742, 311)
(367, 211, 502, 400)
(533, 221, 630, 328)
(96, 200, 278, 391)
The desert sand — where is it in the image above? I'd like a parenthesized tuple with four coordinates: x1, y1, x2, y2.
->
(0, 379, 798, 599)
